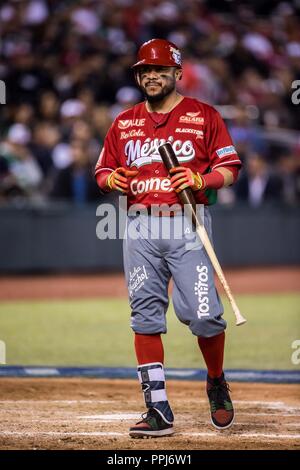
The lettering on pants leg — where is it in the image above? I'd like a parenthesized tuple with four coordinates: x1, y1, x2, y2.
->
(194, 264, 209, 318)
(128, 265, 148, 298)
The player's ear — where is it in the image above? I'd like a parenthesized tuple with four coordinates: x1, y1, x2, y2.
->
(175, 68, 182, 81)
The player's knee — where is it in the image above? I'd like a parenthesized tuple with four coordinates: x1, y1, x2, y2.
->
(131, 322, 166, 335)
(130, 308, 167, 335)
(188, 315, 226, 337)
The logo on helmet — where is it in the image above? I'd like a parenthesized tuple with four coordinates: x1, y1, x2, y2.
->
(170, 47, 181, 66)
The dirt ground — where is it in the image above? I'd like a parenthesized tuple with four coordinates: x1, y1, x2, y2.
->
(0, 378, 299, 450)
(0, 267, 299, 300)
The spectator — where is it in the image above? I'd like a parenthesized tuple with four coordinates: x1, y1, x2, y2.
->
(38, 91, 60, 122)
(30, 122, 60, 177)
(109, 86, 141, 120)
(234, 153, 283, 207)
(50, 139, 99, 204)
(0, 0, 299, 206)
(0, 124, 43, 201)
(277, 152, 300, 206)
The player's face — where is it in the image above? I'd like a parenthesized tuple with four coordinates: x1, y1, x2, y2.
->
(137, 66, 179, 103)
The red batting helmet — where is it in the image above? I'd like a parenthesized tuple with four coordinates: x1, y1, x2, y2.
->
(132, 39, 182, 69)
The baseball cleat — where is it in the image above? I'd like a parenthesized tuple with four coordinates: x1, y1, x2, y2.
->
(129, 408, 174, 438)
(206, 373, 234, 430)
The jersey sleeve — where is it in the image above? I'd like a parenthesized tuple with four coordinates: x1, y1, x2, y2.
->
(94, 122, 120, 192)
(205, 108, 242, 171)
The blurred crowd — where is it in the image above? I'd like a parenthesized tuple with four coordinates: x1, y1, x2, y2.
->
(0, 0, 299, 207)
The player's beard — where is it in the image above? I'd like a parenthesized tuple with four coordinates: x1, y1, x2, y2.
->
(141, 76, 176, 103)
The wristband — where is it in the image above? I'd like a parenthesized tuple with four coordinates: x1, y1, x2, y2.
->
(95, 170, 112, 193)
(202, 171, 224, 190)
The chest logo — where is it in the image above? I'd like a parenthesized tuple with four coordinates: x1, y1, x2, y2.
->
(125, 137, 195, 168)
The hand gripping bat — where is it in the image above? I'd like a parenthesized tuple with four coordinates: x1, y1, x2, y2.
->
(158, 142, 246, 326)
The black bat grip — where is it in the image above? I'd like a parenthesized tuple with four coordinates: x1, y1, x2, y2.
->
(158, 142, 198, 226)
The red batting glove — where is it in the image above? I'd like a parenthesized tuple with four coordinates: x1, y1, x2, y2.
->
(106, 167, 138, 193)
(169, 167, 205, 193)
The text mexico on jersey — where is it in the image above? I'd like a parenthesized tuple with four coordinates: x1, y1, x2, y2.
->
(95, 97, 242, 207)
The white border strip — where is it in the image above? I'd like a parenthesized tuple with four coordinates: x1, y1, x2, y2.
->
(0, 367, 299, 383)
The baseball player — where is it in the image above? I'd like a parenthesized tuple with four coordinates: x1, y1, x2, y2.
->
(95, 39, 242, 438)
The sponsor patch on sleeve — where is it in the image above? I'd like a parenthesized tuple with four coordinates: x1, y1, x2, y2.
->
(216, 145, 237, 158)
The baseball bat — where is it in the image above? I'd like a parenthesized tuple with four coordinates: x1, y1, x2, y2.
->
(158, 142, 246, 326)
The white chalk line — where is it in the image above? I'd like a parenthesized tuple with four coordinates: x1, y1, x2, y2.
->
(233, 401, 300, 412)
(228, 401, 299, 411)
(238, 412, 300, 417)
(2, 417, 299, 431)
(76, 413, 300, 425)
(5, 411, 300, 420)
(235, 423, 300, 428)
(0, 400, 114, 404)
(0, 399, 299, 409)
(181, 432, 300, 440)
(78, 414, 139, 420)
(0, 399, 290, 405)
(0, 431, 124, 437)
(2, 410, 300, 420)
(1, 431, 300, 440)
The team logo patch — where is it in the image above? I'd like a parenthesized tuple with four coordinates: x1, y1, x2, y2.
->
(186, 112, 201, 117)
(170, 46, 181, 65)
(216, 145, 237, 158)
(179, 114, 204, 125)
(118, 119, 146, 130)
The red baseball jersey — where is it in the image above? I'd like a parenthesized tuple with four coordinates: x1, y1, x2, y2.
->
(95, 96, 241, 207)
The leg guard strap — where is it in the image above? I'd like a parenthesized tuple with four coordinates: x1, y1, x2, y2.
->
(137, 362, 174, 424)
